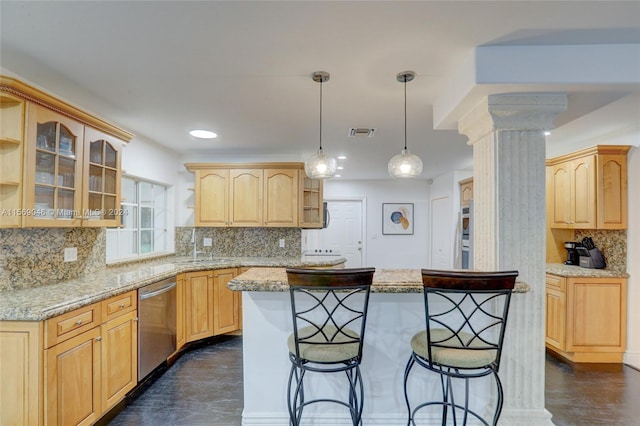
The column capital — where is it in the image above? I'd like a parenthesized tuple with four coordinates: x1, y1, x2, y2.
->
(459, 93, 568, 144)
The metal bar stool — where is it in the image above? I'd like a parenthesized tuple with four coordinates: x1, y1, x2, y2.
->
(403, 269, 518, 426)
(285, 267, 375, 426)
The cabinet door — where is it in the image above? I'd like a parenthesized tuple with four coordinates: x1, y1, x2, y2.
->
(264, 169, 298, 227)
(0, 93, 25, 228)
(185, 271, 214, 342)
(571, 156, 596, 229)
(175, 274, 186, 352)
(230, 169, 262, 226)
(549, 163, 572, 228)
(545, 274, 566, 352)
(213, 268, 240, 335)
(45, 327, 101, 426)
(195, 169, 229, 226)
(566, 278, 627, 352)
(82, 127, 124, 227)
(460, 179, 473, 206)
(597, 155, 627, 229)
(101, 310, 137, 411)
(24, 103, 84, 227)
(0, 321, 42, 426)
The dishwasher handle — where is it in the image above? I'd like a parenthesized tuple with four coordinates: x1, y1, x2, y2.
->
(139, 282, 176, 300)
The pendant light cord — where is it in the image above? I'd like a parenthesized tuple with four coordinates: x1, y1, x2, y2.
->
(319, 79, 323, 151)
(403, 75, 407, 151)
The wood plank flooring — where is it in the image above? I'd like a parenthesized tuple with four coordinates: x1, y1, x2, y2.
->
(108, 336, 640, 425)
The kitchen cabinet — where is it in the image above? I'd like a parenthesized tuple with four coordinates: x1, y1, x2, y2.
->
(545, 274, 627, 362)
(459, 177, 473, 206)
(175, 274, 187, 353)
(186, 163, 320, 228)
(546, 145, 630, 230)
(0, 92, 25, 227)
(213, 268, 240, 334)
(0, 76, 132, 228)
(0, 290, 137, 426)
(184, 268, 241, 342)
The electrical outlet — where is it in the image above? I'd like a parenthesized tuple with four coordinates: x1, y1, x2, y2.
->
(64, 247, 77, 262)
(203, 237, 213, 247)
(279, 239, 285, 248)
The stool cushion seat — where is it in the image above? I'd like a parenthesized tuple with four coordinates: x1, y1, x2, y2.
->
(288, 325, 360, 363)
(411, 328, 497, 369)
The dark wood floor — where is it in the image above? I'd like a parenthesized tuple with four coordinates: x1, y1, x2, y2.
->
(109, 336, 640, 425)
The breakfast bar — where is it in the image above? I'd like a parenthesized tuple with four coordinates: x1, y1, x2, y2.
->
(229, 268, 529, 425)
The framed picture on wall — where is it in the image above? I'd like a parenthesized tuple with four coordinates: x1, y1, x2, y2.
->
(382, 203, 414, 235)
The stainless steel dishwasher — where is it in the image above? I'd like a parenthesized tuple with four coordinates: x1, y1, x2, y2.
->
(138, 277, 177, 380)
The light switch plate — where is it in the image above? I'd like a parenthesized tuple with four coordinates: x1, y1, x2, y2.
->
(279, 239, 285, 248)
(203, 237, 213, 247)
(64, 247, 77, 262)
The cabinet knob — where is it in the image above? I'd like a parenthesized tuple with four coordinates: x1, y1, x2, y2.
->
(75, 320, 83, 326)
(119, 303, 125, 308)
(95, 336, 102, 342)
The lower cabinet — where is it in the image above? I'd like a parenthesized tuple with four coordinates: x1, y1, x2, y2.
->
(545, 273, 627, 362)
(0, 290, 138, 426)
(183, 268, 241, 343)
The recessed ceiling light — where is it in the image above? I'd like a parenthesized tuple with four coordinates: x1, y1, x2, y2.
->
(337, 155, 347, 160)
(334, 174, 342, 178)
(189, 129, 217, 139)
(337, 166, 344, 170)
(544, 131, 551, 136)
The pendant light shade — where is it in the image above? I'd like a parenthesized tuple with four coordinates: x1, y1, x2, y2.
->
(305, 71, 337, 179)
(388, 71, 423, 178)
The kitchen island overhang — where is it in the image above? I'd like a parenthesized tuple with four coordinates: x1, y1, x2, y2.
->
(229, 267, 529, 425)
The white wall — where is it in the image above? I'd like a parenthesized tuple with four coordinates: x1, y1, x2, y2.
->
(323, 179, 431, 268)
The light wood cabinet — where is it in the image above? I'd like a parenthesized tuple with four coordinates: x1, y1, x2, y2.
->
(175, 274, 186, 353)
(0, 92, 25, 227)
(545, 274, 627, 363)
(0, 290, 137, 426)
(213, 268, 240, 334)
(0, 76, 132, 228)
(459, 177, 473, 206)
(183, 268, 241, 342)
(546, 146, 629, 229)
(185, 270, 215, 342)
(186, 163, 320, 228)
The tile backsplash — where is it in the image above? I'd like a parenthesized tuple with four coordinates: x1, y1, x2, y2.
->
(175, 227, 301, 258)
(0, 228, 106, 291)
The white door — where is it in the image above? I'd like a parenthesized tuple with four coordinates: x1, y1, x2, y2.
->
(430, 196, 453, 269)
(320, 200, 363, 267)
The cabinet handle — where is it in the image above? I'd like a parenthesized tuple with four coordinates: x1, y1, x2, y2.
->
(75, 320, 83, 326)
(119, 303, 125, 308)
(96, 336, 102, 342)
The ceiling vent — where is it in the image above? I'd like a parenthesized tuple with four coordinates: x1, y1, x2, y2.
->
(348, 128, 376, 138)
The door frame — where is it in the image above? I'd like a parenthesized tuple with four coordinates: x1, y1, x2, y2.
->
(323, 196, 367, 267)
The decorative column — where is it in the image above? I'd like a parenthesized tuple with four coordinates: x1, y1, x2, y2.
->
(459, 94, 567, 425)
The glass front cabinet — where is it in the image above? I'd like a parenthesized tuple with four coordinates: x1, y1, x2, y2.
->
(23, 103, 124, 227)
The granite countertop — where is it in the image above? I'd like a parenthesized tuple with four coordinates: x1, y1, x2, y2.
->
(546, 263, 629, 278)
(0, 255, 346, 321)
(229, 267, 531, 294)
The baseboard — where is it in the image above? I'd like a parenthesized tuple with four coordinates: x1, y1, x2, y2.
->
(242, 412, 441, 425)
(623, 351, 640, 370)
(499, 408, 554, 426)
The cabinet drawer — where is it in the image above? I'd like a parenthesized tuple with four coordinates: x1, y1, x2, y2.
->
(102, 290, 137, 322)
(546, 274, 565, 292)
(45, 303, 101, 348)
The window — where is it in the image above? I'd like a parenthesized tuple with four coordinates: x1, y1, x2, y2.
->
(106, 176, 169, 262)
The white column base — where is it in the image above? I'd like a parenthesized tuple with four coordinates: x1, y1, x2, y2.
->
(499, 408, 555, 426)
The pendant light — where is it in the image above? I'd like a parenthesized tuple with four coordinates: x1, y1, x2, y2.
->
(305, 71, 337, 179)
(388, 71, 423, 178)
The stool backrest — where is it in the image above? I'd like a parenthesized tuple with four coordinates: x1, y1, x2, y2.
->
(420, 269, 518, 370)
(286, 268, 375, 363)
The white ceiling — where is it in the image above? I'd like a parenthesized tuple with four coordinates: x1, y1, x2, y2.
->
(2, 1, 639, 180)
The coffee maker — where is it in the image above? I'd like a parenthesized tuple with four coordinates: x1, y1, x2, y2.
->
(564, 241, 580, 265)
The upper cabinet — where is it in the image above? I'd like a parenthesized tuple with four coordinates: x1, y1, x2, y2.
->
(459, 177, 473, 207)
(546, 145, 630, 230)
(186, 163, 319, 228)
(0, 76, 133, 228)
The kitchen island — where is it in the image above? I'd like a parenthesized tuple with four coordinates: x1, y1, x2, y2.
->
(229, 267, 529, 425)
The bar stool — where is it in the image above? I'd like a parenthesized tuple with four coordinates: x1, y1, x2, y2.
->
(285, 267, 375, 426)
(403, 269, 518, 426)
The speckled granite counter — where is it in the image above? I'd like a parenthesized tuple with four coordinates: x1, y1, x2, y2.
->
(229, 267, 531, 293)
(546, 263, 629, 278)
(0, 256, 346, 321)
